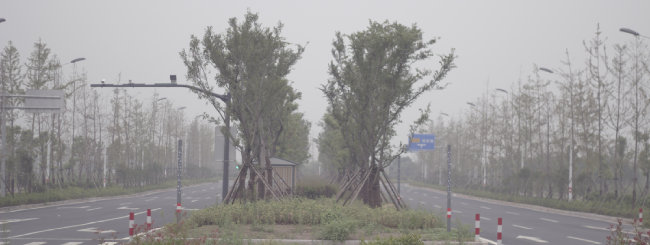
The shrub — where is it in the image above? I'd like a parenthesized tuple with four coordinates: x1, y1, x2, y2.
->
(318, 218, 357, 242)
(295, 177, 337, 199)
(361, 233, 424, 245)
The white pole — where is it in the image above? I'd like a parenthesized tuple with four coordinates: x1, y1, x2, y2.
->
(569, 147, 573, 201)
(103, 147, 107, 188)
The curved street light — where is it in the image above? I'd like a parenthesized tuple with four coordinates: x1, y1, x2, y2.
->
(620, 27, 649, 39)
(70, 57, 86, 64)
(495, 88, 508, 94)
(0, 18, 6, 23)
(539, 67, 554, 74)
(467, 102, 476, 107)
(440, 112, 449, 117)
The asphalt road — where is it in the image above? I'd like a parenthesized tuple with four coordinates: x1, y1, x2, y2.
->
(399, 183, 639, 245)
(0, 181, 223, 245)
(0, 181, 640, 245)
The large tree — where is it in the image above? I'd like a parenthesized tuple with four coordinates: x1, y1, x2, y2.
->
(181, 11, 304, 202)
(322, 20, 455, 207)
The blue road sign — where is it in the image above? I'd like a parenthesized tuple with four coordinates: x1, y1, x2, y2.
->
(409, 134, 435, 151)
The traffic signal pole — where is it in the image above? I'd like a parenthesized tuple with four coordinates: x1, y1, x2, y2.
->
(91, 78, 231, 202)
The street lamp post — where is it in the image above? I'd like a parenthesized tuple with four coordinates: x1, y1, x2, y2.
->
(540, 67, 573, 201)
(439, 113, 449, 186)
(69, 57, 86, 173)
(467, 102, 486, 186)
(620, 27, 646, 203)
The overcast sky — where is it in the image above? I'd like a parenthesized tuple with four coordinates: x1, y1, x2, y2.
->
(1, 0, 649, 159)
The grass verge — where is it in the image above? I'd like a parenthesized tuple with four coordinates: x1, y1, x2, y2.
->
(128, 198, 474, 244)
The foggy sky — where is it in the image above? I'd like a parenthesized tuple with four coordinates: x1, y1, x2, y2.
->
(1, 0, 648, 160)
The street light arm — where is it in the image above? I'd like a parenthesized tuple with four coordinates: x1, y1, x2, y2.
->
(620, 27, 650, 39)
(90, 82, 230, 102)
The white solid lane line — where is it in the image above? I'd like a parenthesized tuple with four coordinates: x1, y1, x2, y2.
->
(61, 242, 83, 245)
(23, 242, 46, 245)
(512, 224, 532, 230)
(0, 218, 39, 225)
(540, 218, 558, 223)
(506, 211, 519, 215)
(567, 236, 601, 244)
(57, 206, 90, 209)
(516, 235, 549, 243)
(9, 208, 161, 238)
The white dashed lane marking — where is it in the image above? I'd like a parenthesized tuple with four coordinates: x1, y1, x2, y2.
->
(23, 242, 46, 245)
(480, 206, 491, 210)
(434, 204, 442, 208)
(540, 218, 558, 223)
(61, 242, 84, 245)
(567, 236, 601, 244)
(482, 216, 491, 221)
(513, 224, 532, 230)
(460, 202, 468, 206)
(506, 211, 519, 215)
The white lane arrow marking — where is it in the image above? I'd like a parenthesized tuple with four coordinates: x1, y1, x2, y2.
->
(513, 224, 532, 230)
(57, 205, 90, 209)
(567, 236, 601, 244)
(0, 218, 39, 224)
(479, 237, 497, 245)
(117, 206, 139, 210)
(78, 227, 116, 233)
(517, 235, 549, 243)
(540, 217, 558, 223)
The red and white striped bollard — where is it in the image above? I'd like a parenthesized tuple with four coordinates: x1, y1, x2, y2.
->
(497, 217, 502, 245)
(128, 212, 135, 239)
(447, 208, 451, 219)
(640, 208, 643, 225)
(177, 202, 182, 214)
(475, 213, 480, 242)
(146, 208, 152, 230)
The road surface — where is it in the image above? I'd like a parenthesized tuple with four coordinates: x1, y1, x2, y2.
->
(0, 181, 222, 245)
(0, 181, 640, 245)
(400, 183, 638, 245)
